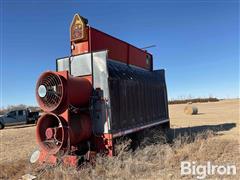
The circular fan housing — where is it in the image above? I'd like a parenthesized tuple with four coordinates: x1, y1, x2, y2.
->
(36, 113, 92, 154)
(36, 71, 92, 113)
(36, 71, 65, 113)
(36, 113, 68, 154)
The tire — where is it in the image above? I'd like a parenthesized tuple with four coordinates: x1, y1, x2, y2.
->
(0, 122, 5, 130)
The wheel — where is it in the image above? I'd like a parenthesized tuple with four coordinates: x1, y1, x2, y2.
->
(0, 122, 5, 130)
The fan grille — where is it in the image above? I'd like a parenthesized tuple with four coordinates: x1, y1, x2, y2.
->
(36, 72, 64, 112)
(36, 113, 68, 154)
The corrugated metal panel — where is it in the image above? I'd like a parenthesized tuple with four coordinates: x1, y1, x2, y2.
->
(108, 61, 169, 133)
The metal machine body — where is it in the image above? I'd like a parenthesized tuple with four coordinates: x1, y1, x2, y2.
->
(35, 14, 169, 166)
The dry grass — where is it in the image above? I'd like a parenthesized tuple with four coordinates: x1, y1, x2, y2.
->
(0, 130, 239, 180)
(0, 99, 239, 179)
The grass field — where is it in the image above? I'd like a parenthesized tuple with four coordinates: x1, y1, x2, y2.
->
(0, 99, 239, 179)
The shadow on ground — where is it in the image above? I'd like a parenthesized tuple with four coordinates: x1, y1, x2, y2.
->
(167, 122, 236, 142)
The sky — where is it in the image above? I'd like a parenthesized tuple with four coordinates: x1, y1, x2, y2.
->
(0, 0, 239, 107)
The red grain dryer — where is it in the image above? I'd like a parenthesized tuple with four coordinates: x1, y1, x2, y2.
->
(35, 14, 169, 166)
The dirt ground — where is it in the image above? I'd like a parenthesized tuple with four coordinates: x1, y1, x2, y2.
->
(0, 99, 239, 179)
(169, 99, 239, 141)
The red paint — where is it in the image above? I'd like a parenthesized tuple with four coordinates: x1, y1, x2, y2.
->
(36, 113, 69, 154)
(36, 112, 93, 155)
(102, 133, 114, 156)
(45, 128, 54, 139)
(38, 149, 57, 165)
(36, 71, 92, 113)
(71, 41, 89, 56)
(71, 27, 152, 70)
(90, 28, 152, 70)
(35, 15, 158, 167)
(68, 75, 92, 108)
(129, 45, 148, 69)
(63, 155, 79, 167)
(90, 28, 128, 64)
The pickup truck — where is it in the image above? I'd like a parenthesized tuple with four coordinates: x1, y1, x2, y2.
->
(0, 109, 40, 129)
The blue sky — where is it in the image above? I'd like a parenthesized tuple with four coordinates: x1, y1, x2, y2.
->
(0, 0, 239, 107)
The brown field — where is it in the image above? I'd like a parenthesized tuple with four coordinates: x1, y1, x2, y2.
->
(0, 99, 239, 179)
